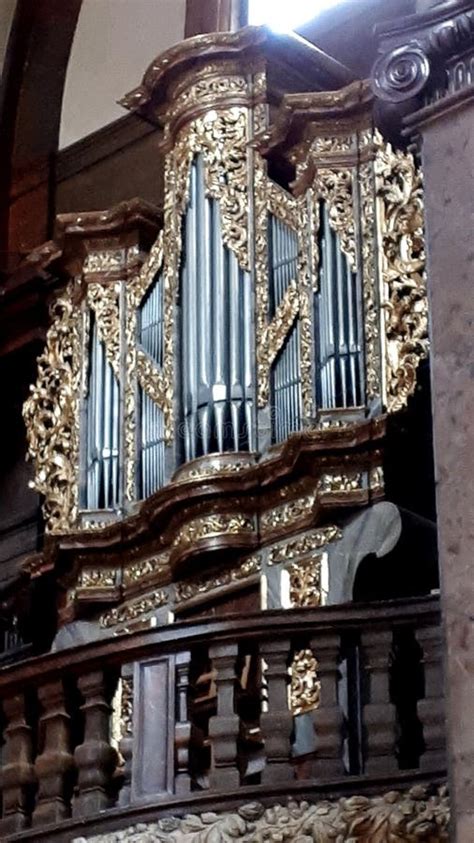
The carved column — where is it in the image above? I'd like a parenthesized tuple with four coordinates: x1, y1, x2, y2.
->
(208, 643, 240, 789)
(0, 694, 35, 834)
(73, 671, 118, 817)
(117, 666, 134, 807)
(33, 680, 75, 826)
(175, 651, 192, 795)
(372, 3, 474, 837)
(360, 629, 397, 774)
(417, 624, 446, 772)
(309, 633, 344, 777)
(260, 638, 293, 783)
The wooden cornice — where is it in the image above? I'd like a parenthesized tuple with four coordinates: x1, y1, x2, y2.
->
(254, 80, 374, 160)
(120, 25, 355, 125)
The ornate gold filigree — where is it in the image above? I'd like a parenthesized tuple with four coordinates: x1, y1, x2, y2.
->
(290, 556, 323, 608)
(289, 649, 321, 715)
(318, 472, 363, 493)
(175, 555, 261, 604)
(172, 106, 250, 269)
(123, 552, 169, 588)
(173, 454, 256, 483)
(375, 137, 429, 412)
(298, 193, 316, 418)
(78, 786, 449, 842)
(311, 135, 354, 155)
(254, 152, 271, 408)
(314, 168, 357, 269)
(268, 526, 341, 565)
(261, 494, 315, 534)
(86, 282, 121, 375)
(120, 677, 133, 737)
(263, 282, 300, 369)
(172, 514, 255, 552)
(360, 159, 382, 402)
(23, 285, 81, 533)
(83, 249, 125, 274)
(78, 568, 118, 589)
(100, 589, 168, 628)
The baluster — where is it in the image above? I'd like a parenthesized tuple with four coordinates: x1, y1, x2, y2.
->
(175, 652, 192, 795)
(73, 671, 118, 817)
(260, 638, 293, 783)
(417, 624, 446, 771)
(0, 693, 35, 834)
(118, 666, 134, 807)
(208, 643, 240, 789)
(360, 630, 397, 774)
(309, 632, 344, 777)
(33, 680, 75, 826)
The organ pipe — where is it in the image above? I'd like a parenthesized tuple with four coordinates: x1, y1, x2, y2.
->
(316, 202, 364, 410)
(84, 315, 120, 510)
(180, 155, 254, 461)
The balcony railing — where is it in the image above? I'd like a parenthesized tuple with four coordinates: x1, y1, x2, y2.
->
(0, 596, 444, 840)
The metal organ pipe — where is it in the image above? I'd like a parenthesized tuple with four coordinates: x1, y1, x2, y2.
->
(316, 202, 364, 410)
(84, 316, 120, 510)
(268, 212, 301, 443)
(180, 155, 254, 462)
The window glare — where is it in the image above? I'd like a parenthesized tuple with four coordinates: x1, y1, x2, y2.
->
(248, 0, 341, 32)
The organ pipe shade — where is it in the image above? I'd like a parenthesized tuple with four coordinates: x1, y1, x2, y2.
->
(83, 313, 121, 510)
(179, 155, 254, 461)
(315, 202, 364, 409)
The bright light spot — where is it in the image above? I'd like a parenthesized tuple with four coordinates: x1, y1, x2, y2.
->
(248, 0, 342, 32)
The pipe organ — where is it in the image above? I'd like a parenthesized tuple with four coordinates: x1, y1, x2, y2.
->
(23, 27, 428, 535)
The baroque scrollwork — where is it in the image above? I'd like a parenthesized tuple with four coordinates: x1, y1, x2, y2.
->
(76, 785, 449, 842)
(172, 513, 255, 552)
(175, 555, 261, 604)
(86, 282, 121, 375)
(100, 590, 168, 628)
(313, 168, 357, 269)
(290, 556, 324, 608)
(23, 285, 81, 533)
(360, 158, 382, 401)
(268, 526, 341, 565)
(375, 137, 429, 412)
(290, 649, 321, 714)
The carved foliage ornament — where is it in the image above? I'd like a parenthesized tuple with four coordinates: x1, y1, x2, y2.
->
(375, 136, 429, 412)
(76, 785, 449, 842)
(23, 285, 81, 533)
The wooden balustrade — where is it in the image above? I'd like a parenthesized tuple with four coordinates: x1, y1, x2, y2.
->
(0, 597, 445, 839)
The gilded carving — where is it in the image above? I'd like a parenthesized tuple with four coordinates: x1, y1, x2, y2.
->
(375, 137, 429, 412)
(173, 454, 256, 483)
(360, 158, 382, 401)
(86, 282, 121, 375)
(83, 249, 125, 274)
(172, 514, 255, 552)
(268, 526, 341, 565)
(123, 552, 170, 588)
(23, 285, 81, 533)
(314, 168, 357, 269)
(172, 106, 250, 269)
(311, 135, 354, 155)
(254, 151, 271, 408)
(290, 556, 323, 608)
(318, 472, 363, 493)
(261, 494, 315, 534)
(263, 282, 300, 369)
(175, 555, 261, 604)
(100, 590, 168, 628)
(78, 568, 118, 589)
(76, 786, 449, 842)
(120, 677, 133, 737)
(297, 193, 316, 418)
(289, 649, 321, 715)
